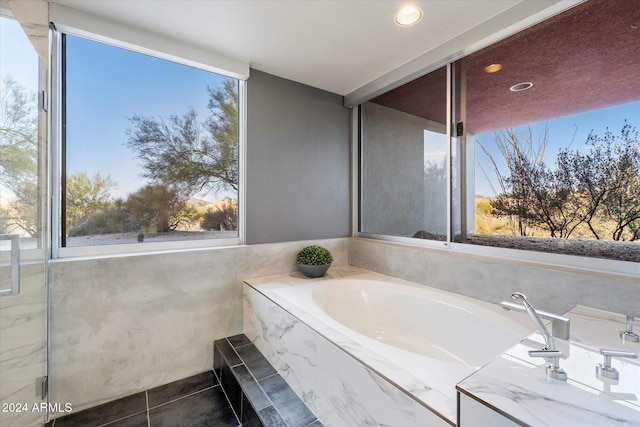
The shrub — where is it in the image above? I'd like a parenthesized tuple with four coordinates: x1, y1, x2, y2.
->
(296, 245, 333, 265)
(124, 184, 195, 232)
(67, 204, 131, 236)
(200, 199, 238, 231)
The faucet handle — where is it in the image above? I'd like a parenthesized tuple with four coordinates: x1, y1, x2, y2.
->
(528, 350, 563, 358)
(620, 315, 640, 342)
(528, 350, 567, 381)
(596, 349, 638, 380)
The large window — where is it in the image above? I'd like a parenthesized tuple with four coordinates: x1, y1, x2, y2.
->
(359, 0, 640, 263)
(59, 33, 242, 251)
(0, 16, 42, 251)
(360, 66, 448, 244)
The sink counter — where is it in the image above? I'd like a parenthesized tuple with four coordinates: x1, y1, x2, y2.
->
(456, 306, 640, 426)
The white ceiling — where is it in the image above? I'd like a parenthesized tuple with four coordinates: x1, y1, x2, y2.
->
(49, 0, 524, 95)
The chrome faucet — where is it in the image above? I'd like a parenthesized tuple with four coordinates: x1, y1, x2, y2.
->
(501, 294, 570, 340)
(510, 292, 557, 350)
(502, 292, 568, 381)
(596, 349, 638, 380)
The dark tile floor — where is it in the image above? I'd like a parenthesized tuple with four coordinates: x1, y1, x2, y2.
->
(47, 371, 239, 427)
(48, 335, 321, 427)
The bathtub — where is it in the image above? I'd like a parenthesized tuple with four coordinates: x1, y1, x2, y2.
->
(247, 269, 533, 424)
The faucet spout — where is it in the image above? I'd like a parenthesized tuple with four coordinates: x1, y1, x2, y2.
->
(510, 292, 556, 351)
(501, 297, 570, 340)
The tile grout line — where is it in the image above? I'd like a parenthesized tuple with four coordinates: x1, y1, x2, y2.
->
(225, 337, 245, 368)
(147, 385, 218, 411)
(95, 409, 148, 427)
(239, 388, 244, 427)
(218, 338, 243, 426)
(146, 390, 150, 427)
(217, 379, 242, 426)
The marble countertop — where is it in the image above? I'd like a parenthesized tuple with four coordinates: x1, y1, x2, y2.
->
(457, 305, 640, 426)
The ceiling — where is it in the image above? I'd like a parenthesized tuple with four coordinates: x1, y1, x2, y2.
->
(47, 0, 526, 96)
(371, 0, 640, 134)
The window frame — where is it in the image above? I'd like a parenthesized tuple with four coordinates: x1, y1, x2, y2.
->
(50, 26, 246, 259)
(354, 102, 639, 277)
(354, 41, 639, 279)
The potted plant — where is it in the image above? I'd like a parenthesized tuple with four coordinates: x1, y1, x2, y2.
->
(296, 245, 333, 278)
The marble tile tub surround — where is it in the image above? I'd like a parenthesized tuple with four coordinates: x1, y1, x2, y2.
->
(348, 237, 640, 316)
(457, 305, 640, 426)
(48, 238, 348, 415)
(243, 270, 450, 427)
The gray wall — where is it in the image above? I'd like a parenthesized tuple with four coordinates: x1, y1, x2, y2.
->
(361, 102, 425, 236)
(349, 237, 639, 316)
(361, 102, 448, 237)
(246, 69, 351, 244)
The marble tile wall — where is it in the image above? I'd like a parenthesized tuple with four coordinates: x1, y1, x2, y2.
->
(48, 238, 348, 414)
(348, 237, 639, 316)
(0, 263, 47, 427)
(243, 283, 449, 427)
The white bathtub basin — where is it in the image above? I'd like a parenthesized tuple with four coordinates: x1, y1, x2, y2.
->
(311, 278, 530, 366)
(270, 273, 533, 422)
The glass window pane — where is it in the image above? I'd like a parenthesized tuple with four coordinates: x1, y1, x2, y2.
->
(63, 34, 239, 247)
(460, 0, 640, 261)
(0, 16, 40, 250)
(360, 66, 448, 241)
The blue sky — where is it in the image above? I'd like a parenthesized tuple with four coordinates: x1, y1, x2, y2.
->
(473, 101, 640, 196)
(3, 17, 230, 202)
(65, 34, 229, 201)
(1, 17, 38, 92)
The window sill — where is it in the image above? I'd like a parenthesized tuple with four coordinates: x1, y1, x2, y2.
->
(355, 233, 639, 279)
(54, 237, 242, 260)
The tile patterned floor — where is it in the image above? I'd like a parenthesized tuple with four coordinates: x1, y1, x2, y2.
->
(47, 371, 239, 427)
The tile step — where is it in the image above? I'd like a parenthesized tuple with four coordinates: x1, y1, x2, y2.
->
(214, 334, 322, 427)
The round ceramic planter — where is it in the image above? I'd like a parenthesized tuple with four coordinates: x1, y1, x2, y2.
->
(297, 263, 331, 278)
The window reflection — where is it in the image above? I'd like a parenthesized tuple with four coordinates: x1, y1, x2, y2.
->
(359, 0, 640, 261)
(360, 66, 448, 241)
(0, 16, 40, 250)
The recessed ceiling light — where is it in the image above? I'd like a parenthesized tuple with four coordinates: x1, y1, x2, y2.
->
(510, 82, 533, 92)
(484, 63, 503, 73)
(395, 6, 423, 27)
